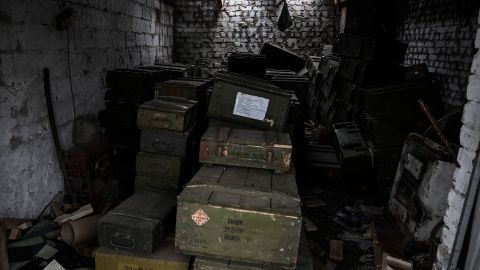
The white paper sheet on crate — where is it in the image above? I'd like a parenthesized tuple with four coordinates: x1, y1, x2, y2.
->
(233, 92, 269, 121)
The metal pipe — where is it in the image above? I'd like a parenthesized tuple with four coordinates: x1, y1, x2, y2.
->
(417, 99, 451, 149)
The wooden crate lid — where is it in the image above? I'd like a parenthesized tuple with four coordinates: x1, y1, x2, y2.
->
(179, 166, 300, 216)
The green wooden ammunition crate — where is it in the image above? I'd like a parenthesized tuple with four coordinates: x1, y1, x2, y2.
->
(362, 82, 431, 118)
(98, 192, 176, 254)
(136, 152, 183, 178)
(137, 96, 197, 133)
(193, 257, 313, 270)
(208, 72, 290, 131)
(95, 237, 191, 270)
(135, 175, 185, 192)
(199, 126, 292, 172)
(154, 78, 213, 101)
(141, 128, 192, 157)
(175, 165, 302, 269)
(193, 230, 313, 270)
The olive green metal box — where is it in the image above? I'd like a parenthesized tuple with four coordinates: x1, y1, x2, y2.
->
(137, 97, 197, 133)
(135, 152, 185, 191)
(98, 192, 176, 254)
(207, 72, 290, 131)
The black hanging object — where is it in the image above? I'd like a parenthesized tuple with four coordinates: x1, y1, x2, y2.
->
(278, 1, 293, 31)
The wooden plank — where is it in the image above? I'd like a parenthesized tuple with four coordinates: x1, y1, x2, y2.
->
(16, 221, 32, 230)
(339, 6, 347, 34)
(244, 168, 271, 192)
(384, 255, 413, 270)
(303, 198, 326, 208)
(54, 204, 93, 223)
(329, 240, 343, 262)
(9, 228, 22, 240)
(0, 230, 8, 270)
(0, 219, 26, 230)
(220, 167, 248, 189)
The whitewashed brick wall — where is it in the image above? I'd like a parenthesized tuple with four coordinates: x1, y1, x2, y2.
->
(397, 0, 480, 111)
(0, 0, 174, 218)
(434, 8, 480, 270)
(173, 0, 339, 71)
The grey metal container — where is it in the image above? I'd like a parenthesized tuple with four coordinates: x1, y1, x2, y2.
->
(98, 192, 176, 254)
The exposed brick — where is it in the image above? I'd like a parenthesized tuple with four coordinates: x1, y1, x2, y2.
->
(0, 0, 173, 219)
(444, 199, 463, 232)
(459, 124, 480, 152)
(471, 51, 480, 75)
(397, 0, 479, 110)
(461, 100, 480, 132)
(173, 0, 339, 71)
(435, 243, 451, 270)
(440, 225, 456, 250)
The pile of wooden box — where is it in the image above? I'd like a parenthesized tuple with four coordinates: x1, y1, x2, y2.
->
(175, 71, 310, 270)
(99, 64, 191, 191)
(304, 34, 436, 196)
(95, 43, 313, 269)
(135, 96, 198, 192)
(96, 71, 214, 270)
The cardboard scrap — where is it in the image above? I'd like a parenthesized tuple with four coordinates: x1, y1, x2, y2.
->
(54, 204, 93, 223)
(9, 228, 22, 240)
(36, 244, 59, 260)
(44, 259, 66, 270)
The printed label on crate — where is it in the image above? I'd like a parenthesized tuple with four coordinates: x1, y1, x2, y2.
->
(191, 209, 210, 226)
(118, 262, 139, 270)
(233, 92, 269, 121)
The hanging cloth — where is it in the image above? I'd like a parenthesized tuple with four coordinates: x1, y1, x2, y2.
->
(278, 1, 293, 31)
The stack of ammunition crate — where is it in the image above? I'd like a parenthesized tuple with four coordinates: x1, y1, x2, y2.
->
(268, 73, 308, 146)
(96, 68, 212, 270)
(332, 34, 435, 196)
(96, 190, 191, 270)
(154, 77, 215, 131)
(227, 53, 267, 79)
(305, 54, 341, 125)
(134, 77, 214, 193)
(135, 96, 198, 192)
(174, 71, 312, 270)
(99, 65, 191, 191)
